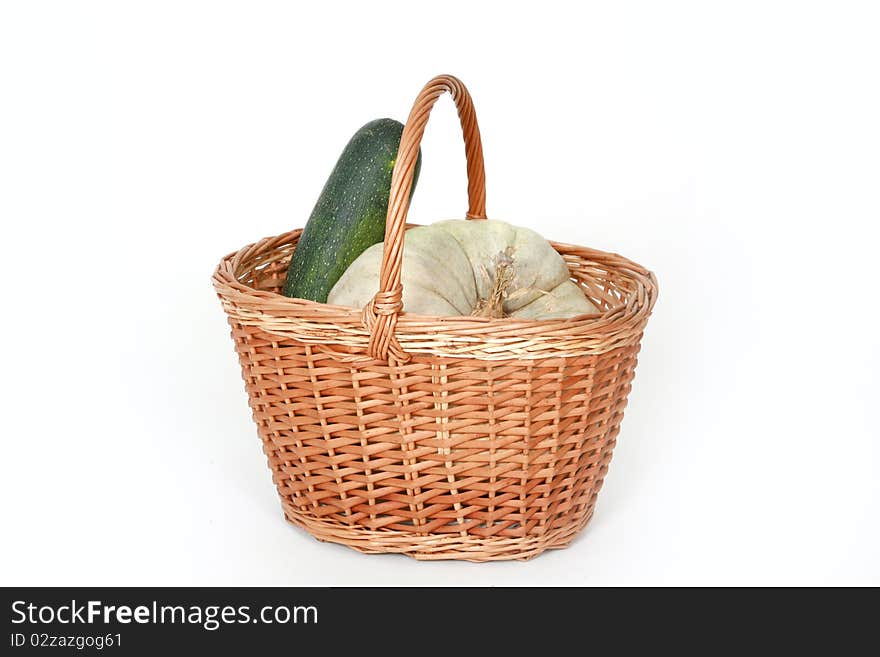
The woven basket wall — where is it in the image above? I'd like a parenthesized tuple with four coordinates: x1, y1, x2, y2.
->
(212, 76, 657, 561)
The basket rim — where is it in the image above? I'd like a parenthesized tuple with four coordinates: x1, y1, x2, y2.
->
(213, 226, 658, 361)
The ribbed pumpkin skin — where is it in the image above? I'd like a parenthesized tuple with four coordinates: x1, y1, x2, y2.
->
(282, 118, 422, 303)
(328, 219, 600, 319)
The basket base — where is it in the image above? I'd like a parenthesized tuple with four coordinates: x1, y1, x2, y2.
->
(282, 502, 595, 562)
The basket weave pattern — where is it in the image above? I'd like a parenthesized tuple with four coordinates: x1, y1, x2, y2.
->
(213, 76, 657, 561)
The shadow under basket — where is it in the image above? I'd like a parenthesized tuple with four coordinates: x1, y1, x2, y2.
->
(212, 75, 657, 561)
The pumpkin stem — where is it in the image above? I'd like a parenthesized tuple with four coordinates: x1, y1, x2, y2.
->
(472, 248, 515, 319)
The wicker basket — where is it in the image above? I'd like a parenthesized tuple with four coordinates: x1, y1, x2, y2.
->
(213, 75, 657, 561)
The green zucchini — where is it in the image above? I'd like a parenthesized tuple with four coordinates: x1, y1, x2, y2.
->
(282, 118, 421, 303)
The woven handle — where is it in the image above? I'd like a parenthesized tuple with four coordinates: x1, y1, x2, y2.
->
(362, 75, 487, 361)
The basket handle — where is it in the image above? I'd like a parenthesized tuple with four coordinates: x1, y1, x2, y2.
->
(363, 74, 487, 361)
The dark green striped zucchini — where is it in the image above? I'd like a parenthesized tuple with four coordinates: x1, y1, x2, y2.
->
(282, 118, 421, 303)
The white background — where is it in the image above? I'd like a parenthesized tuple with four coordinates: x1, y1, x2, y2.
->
(2, 1, 878, 586)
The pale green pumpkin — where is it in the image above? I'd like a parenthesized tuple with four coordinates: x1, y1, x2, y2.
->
(327, 219, 599, 319)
